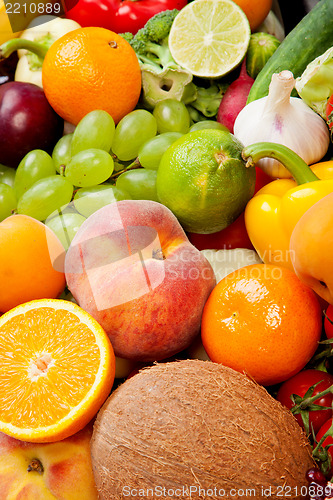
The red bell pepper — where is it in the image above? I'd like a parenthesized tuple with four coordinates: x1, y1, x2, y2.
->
(66, 0, 187, 34)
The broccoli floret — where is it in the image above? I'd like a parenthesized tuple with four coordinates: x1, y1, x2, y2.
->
(187, 80, 229, 122)
(188, 82, 229, 119)
(144, 9, 179, 42)
(130, 9, 179, 71)
(119, 32, 134, 44)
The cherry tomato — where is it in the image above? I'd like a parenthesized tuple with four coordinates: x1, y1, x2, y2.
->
(326, 95, 333, 131)
(316, 418, 333, 477)
(276, 369, 333, 434)
(66, 0, 188, 35)
(325, 305, 333, 339)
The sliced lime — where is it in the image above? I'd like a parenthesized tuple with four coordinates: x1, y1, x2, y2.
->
(168, 0, 251, 78)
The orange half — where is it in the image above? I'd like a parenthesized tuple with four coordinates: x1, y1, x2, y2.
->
(0, 299, 115, 443)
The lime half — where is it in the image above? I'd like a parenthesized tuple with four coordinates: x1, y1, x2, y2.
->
(168, 0, 251, 78)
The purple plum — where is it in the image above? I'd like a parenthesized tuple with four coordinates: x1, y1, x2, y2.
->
(0, 81, 64, 168)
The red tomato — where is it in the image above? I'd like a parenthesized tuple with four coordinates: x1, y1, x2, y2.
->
(276, 369, 333, 434)
(325, 305, 333, 339)
(326, 95, 333, 131)
(316, 418, 333, 477)
(66, 0, 187, 34)
(254, 166, 273, 192)
(187, 212, 254, 251)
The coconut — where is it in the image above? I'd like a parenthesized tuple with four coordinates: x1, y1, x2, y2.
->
(91, 359, 315, 499)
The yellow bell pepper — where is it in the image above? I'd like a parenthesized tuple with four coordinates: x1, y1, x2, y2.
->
(242, 143, 333, 270)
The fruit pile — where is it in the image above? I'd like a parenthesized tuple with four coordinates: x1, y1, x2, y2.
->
(0, 0, 333, 498)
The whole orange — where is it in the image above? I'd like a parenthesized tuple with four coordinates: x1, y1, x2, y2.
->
(0, 214, 66, 313)
(232, 0, 273, 30)
(42, 27, 142, 125)
(201, 264, 322, 386)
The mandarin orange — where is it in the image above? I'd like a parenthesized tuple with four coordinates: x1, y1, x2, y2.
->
(232, 0, 273, 30)
(201, 264, 322, 386)
(42, 27, 142, 125)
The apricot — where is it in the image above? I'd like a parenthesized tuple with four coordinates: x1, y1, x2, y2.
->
(0, 214, 66, 313)
(290, 193, 333, 304)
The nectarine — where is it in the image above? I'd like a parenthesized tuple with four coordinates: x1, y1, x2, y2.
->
(65, 200, 216, 361)
(0, 424, 98, 499)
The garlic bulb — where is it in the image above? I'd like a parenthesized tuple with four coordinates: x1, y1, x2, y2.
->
(233, 70, 330, 178)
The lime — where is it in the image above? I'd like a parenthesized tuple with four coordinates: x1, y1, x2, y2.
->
(168, 0, 251, 78)
(156, 129, 256, 234)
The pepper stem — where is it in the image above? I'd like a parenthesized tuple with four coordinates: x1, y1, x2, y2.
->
(0, 38, 48, 60)
(242, 142, 320, 185)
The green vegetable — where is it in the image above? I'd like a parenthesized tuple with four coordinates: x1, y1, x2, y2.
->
(121, 10, 227, 120)
(246, 32, 280, 80)
(187, 81, 227, 119)
(295, 46, 333, 119)
(120, 10, 196, 107)
(247, 0, 333, 103)
(130, 9, 179, 71)
(140, 67, 196, 109)
(120, 32, 134, 44)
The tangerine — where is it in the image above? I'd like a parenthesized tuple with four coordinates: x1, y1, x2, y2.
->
(201, 264, 322, 386)
(42, 27, 142, 125)
(232, 0, 273, 31)
(0, 214, 66, 313)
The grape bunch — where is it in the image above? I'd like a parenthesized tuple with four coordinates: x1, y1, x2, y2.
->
(0, 100, 225, 249)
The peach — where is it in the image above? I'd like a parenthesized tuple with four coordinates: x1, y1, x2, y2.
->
(65, 200, 216, 361)
(290, 192, 333, 305)
(0, 424, 98, 499)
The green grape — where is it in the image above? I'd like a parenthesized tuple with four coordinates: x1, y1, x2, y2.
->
(45, 211, 86, 250)
(64, 149, 114, 188)
(138, 132, 183, 170)
(74, 184, 131, 218)
(153, 99, 190, 134)
(0, 183, 17, 221)
(17, 175, 74, 221)
(52, 133, 73, 173)
(116, 169, 158, 202)
(112, 109, 157, 161)
(14, 150, 56, 200)
(0, 165, 15, 188)
(189, 120, 229, 132)
(71, 110, 115, 156)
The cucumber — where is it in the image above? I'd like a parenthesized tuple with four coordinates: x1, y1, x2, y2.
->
(247, 0, 333, 103)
